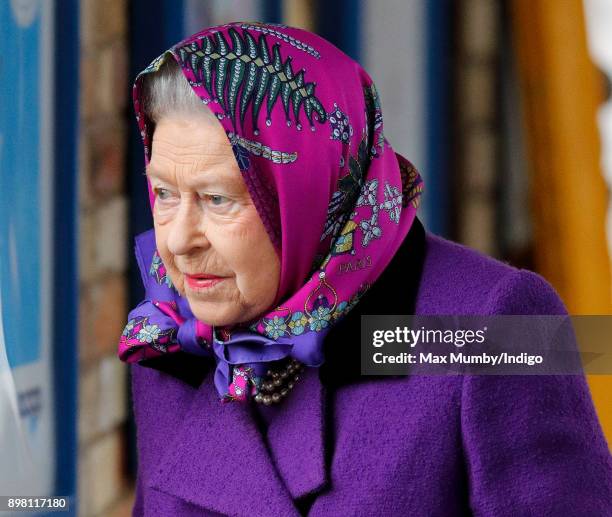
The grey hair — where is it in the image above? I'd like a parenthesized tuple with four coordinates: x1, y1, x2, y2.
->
(141, 56, 217, 124)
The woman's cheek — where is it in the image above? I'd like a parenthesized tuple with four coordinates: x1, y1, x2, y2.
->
(212, 212, 257, 245)
(206, 226, 245, 271)
(210, 221, 259, 276)
(153, 206, 175, 225)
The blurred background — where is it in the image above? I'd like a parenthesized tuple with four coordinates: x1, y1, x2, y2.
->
(1, 0, 611, 515)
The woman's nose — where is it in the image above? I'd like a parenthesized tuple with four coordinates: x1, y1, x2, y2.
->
(165, 198, 209, 256)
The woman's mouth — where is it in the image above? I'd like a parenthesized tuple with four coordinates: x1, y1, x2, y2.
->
(184, 274, 226, 290)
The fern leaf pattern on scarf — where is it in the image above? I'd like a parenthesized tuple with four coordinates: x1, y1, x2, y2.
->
(177, 27, 327, 134)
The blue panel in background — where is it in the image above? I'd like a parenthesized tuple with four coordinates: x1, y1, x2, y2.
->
(316, 0, 361, 63)
(0, 0, 78, 511)
(52, 0, 78, 511)
(0, 2, 42, 368)
(262, 0, 282, 23)
(424, 0, 451, 237)
(163, 0, 186, 50)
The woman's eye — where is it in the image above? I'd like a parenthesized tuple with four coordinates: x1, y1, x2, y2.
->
(155, 187, 172, 200)
(204, 194, 230, 206)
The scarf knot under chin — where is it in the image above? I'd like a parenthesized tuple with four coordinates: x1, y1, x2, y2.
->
(118, 274, 329, 402)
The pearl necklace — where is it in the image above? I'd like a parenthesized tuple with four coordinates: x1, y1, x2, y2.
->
(253, 358, 304, 405)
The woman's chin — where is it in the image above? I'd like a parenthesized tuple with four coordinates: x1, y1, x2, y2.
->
(191, 309, 231, 327)
(188, 301, 243, 328)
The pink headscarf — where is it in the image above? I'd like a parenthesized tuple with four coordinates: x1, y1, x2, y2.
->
(119, 21, 423, 403)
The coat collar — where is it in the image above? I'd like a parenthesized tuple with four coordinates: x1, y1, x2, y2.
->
(148, 370, 303, 517)
(141, 216, 426, 516)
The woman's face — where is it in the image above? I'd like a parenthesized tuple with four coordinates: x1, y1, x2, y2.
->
(147, 115, 281, 327)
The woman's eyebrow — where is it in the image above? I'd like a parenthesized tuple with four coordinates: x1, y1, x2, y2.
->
(145, 166, 240, 189)
(192, 174, 241, 190)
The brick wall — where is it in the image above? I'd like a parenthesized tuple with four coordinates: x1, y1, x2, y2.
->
(78, 0, 134, 515)
(453, 0, 500, 255)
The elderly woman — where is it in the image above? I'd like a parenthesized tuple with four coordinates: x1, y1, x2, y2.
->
(119, 22, 612, 517)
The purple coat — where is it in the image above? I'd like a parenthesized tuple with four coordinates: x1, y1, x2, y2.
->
(129, 218, 612, 516)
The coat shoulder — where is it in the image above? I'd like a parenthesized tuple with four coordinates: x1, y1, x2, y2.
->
(416, 232, 567, 315)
